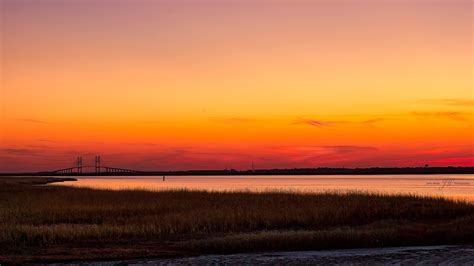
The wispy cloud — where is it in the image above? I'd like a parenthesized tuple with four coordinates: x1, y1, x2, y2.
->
(36, 139, 60, 143)
(16, 118, 48, 124)
(295, 117, 388, 128)
(420, 98, 474, 107)
(0, 148, 36, 155)
(322, 145, 378, 153)
(120, 142, 160, 147)
(211, 117, 258, 124)
(361, 118, 385, 127)
(293, 119, 345, 127)
(411, 111, 470, 121)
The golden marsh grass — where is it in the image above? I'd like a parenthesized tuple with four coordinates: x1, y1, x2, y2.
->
(1, 177, 473, 262)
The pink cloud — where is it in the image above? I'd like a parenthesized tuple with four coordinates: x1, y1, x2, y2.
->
(0, 143, 472, 172)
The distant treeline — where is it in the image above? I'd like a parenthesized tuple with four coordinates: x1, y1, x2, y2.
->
(157, 167, 474, 176)
(2, 166, 474, 176)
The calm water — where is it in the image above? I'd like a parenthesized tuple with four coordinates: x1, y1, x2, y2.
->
(52, 175, 474, 202)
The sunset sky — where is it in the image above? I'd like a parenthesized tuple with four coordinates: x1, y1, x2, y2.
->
(1, 0, 472, 172)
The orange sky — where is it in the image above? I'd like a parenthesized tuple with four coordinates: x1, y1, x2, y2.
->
(1, 0, 473, 172)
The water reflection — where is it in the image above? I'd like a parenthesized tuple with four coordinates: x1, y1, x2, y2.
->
(52, 175, 474, 202)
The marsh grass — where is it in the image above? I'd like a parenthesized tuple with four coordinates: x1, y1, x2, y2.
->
(0, 177, 473, 262)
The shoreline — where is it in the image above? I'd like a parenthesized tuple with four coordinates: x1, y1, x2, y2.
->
(110, 245, 474, 264)
(0, 176, 77, 186)
(33, 177, 77, 185)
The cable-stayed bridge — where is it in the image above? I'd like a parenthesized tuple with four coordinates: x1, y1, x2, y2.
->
(50, 156, 140, 174)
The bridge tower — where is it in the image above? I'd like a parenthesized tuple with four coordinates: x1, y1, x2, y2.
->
(77, 156, 83, 173)
(95, 155, 101, 173)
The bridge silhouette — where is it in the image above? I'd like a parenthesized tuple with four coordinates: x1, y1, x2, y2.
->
(52, 156, 140, 174)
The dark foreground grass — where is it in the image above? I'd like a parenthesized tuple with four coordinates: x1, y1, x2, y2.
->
(0, 177, 473, 263)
